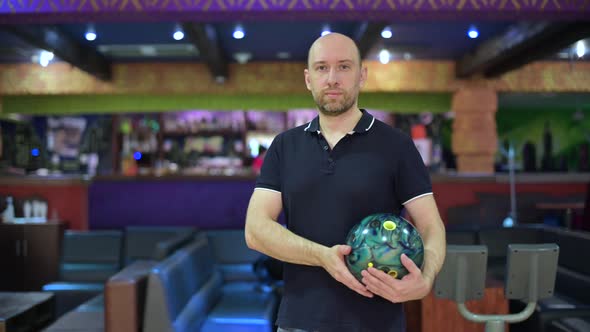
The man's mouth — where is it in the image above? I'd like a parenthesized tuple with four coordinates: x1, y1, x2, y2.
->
(324, 91, 343, 98)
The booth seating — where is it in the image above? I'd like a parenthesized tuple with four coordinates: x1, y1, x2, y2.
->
(105, 260, 157, 332)
(43, 226, 197, 321)
(43, 230, 124, 317)
(43, 294, 104, 332)
(124, 226, 197, 264)
(206, 230, 265, 282)
(446, 225, 590, 332)
(143, 232, 279, 332)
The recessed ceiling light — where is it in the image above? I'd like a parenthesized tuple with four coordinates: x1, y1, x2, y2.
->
(379, 49, 390, 64)
(467, 25, 479, 39)
(139, 46, 157, 56)
(321, 24, 331, 37)
(233, 24, 245, 39)
(276, 52, 291, 59)
(173, 31, 184, 41)
(173, 24, 184, 41)
(39, 50, 54, 67)
(381, 27, 392, 39)
(576, 40, 586, 58)
(233, 52, 252, 64)
(85, 24, 96, 41)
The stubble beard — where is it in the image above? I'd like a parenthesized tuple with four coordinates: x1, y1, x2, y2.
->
(314, 91, 357, 117)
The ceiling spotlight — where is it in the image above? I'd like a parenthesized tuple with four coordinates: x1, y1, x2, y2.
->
(276, 51, 291, 59)
(576, 40, 586, 58)
(321, 24, 331, 37)
(381, 26, 392, 39)
(173, 24, 184, 41)
(233, 24, 245, 39)
(139, 45, 157, 56)
(233, 52, 252, 64)
(39, 50, 54, 67)
(379, 49, 390, 64)
(467, 25, 479, 39)
(85, 24, 97, 41)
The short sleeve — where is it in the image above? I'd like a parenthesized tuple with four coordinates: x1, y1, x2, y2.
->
(255, 134, 282, 192)
(395, 134, 433, 205)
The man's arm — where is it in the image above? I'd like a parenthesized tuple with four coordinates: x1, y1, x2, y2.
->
(245, 189, 322, 266)
(245, 189, 372, 297)
(405, 194, 446, 285)
(361, 194, 446, 302)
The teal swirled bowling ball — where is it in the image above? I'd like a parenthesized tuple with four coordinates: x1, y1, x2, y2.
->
(345, 213, 424, 281)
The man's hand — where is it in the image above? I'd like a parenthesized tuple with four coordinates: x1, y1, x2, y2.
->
(319, 245, 374, 298)
(361, 253, 431, 303)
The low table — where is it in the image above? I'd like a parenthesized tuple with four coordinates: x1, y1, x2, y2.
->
(0, 292, 55, 332)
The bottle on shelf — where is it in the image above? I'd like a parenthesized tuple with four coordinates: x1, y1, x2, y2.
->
(2, 196, 15, 223)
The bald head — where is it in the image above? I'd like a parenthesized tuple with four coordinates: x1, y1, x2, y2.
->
(307, 33, 362, 69)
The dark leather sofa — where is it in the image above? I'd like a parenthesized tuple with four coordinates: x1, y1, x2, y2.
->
(43, 293, 105, 332)
(42, 230, 124, 317)
(143, 231, 279, 332)
(105, 260, 157, 332)
(42, 226, 197, 326)
(124, 226, 197, 264)
(447, 225, 590, 332)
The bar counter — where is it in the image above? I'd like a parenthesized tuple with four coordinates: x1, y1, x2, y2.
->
(3, 171, 590, 184)
(1, 172, 587, 230)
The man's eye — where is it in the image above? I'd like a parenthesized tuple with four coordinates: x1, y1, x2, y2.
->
(317, 66, 327, 71)
(340, 65, 351, 70)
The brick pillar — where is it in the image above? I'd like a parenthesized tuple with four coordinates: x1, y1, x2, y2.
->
(451, 87, 498, 174)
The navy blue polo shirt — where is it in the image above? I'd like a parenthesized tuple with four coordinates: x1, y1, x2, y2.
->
(255, 109, 432, 332)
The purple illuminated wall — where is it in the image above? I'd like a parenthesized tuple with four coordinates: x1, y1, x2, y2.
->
(88, 179, 257, 230)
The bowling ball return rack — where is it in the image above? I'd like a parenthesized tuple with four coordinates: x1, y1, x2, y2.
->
(434, 243, 559, 332)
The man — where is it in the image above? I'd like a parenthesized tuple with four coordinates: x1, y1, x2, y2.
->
(245, 33, 446, 332)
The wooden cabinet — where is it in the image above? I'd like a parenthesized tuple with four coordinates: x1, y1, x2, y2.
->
(0, 222, 65, 291)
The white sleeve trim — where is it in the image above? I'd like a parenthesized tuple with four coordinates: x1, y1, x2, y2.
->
(402, 192, 433, 205)
(254, 187, 282, 194)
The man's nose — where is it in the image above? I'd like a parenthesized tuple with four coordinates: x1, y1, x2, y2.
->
(326, 68, 339, 86)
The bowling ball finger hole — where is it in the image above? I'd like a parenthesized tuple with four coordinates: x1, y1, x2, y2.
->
(383, 220, 396, 231)
(388, 270, 398, 278)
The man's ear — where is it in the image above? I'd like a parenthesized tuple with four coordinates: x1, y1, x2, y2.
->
(304, 68, 312, 91)
(359, 66, 368, 88)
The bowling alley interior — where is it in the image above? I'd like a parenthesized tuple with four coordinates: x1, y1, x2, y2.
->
(1, 3, 590, 332)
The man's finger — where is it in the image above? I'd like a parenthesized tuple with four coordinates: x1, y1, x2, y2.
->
(361, 270, 391, 296)
(367, 267, 402, 286)
(401, 254, 421, 275)
(338, 245, 352, 255)
(343, 272, 373, 297)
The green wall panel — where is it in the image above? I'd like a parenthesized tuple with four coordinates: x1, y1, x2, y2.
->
(496, 107, 590, 171)
(1, 93, 451, 115)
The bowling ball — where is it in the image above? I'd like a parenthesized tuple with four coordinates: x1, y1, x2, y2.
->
(345, 213, 424, 281)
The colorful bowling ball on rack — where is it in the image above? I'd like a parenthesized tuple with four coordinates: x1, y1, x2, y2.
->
(345, 213, 424, 281)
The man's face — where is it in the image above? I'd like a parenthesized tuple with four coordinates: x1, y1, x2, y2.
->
(305, 35, 367, 117)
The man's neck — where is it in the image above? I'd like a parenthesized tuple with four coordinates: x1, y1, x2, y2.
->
(318, 108, 363, 138)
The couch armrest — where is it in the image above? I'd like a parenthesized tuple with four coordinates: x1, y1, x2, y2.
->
(105, 260, 157, 332)
(153, 232, 195, 261)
